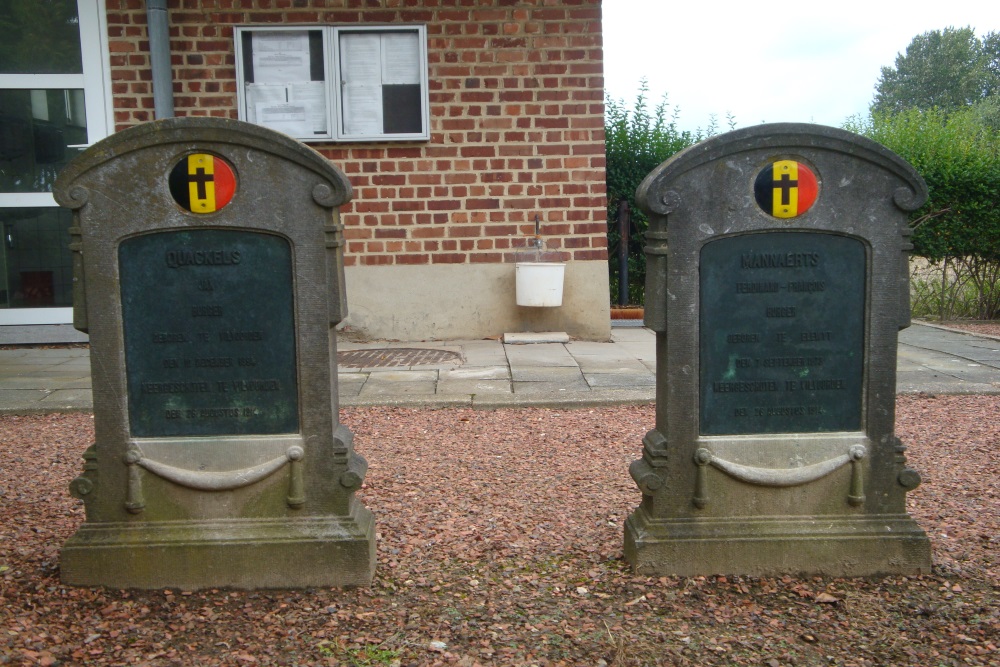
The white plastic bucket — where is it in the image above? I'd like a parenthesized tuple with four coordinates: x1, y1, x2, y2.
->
(515, 262, 566, 307)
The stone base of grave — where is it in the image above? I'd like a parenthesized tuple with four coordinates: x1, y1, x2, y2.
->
(624, 510, 932, 577)
(60, 505, 375, 589)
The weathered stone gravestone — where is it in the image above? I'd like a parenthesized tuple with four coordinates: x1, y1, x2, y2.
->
(53, 117, 374, 588)
(625, 124, 932, 576)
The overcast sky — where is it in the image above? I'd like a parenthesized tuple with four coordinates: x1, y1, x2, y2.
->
(602, 1, 996, 133)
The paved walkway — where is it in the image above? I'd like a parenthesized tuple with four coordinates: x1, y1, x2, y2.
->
(0, 323, 998, 415)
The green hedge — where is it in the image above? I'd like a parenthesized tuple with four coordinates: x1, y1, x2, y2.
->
(846, 108, 1000, 318)
(604, 82, 720, 304)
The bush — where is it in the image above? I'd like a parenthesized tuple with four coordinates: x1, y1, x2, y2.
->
(846, 107, 1000, 319)
(604, 81, 723, 305)
(910, 259, 1000, 320)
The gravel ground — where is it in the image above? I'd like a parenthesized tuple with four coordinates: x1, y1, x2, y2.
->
(1, 398, 998, 666)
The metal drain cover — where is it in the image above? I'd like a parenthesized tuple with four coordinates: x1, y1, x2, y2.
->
(338, 348, 462, 368)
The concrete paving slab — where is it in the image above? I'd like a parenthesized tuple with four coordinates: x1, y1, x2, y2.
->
(459, 341, 509, 367)
(345, 394, 473, 409)
(400, 361, 464, 371)
(0, 376, 91, 390)
(610, 328, 655, 343)
(919, 364, 1000, 383)
(437, 379, 512, 395)
(612, 342, 656, 360)
(573, 358, 650, 374)
(565, 341, 636, 357)
(364, 370, 439, 382)
(584, 373, 657, 388)
(337, 382, 366, 398)
(2, 353, 88, 366)
(513, 379, 590, 395)
(358, 381, 438, 396)
(511, 367, 585, 383)
(505, 343, 576, 367)
(0, 324, 88, 345)
(473, 388, 655, 409)
(440, 366, 510, 381)
(53, 359, 92, 369)
(40, 389, 93, 410)
(3, 323, 1000, 413)
(896, 376, 998, 395)
(503, 331, 570, 344)
(0, 389, 52, 412)
(0, 365, 89, 376)
(337, 341, 392, 351)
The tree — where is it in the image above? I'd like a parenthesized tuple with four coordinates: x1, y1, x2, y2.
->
(0, 0, 82, 74)
(873, 27, 999, 115)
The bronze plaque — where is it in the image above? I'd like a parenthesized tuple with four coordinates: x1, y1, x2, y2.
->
(700, 232, 865, 435)
(120, 229, 298, 437)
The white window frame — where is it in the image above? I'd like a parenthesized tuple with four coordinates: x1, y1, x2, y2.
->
(235, 25, 430, 143)
(0, 0, 113, 326)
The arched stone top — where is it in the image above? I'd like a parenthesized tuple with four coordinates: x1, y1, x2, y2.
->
(636, 123, 927, 216)
(54, 116, 352, 210)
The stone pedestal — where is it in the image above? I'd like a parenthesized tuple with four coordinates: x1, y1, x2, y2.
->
(624, 124, 931, 577)
(54, 118, 375, 588)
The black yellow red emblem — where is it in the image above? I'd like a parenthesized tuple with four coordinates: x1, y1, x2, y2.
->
(169, 153, 236, 214)
(753, 160, 818, 218)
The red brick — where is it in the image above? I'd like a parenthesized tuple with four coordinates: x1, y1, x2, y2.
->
(105, 0, 607, 269)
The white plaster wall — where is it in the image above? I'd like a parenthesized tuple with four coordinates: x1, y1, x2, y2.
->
(341, 261, 611, 341)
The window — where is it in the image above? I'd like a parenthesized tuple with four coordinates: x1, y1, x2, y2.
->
(0, 0, 112, 324)
(235, 25, 429, 143)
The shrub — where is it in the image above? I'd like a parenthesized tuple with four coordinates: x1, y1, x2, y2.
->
(604, 81, 722, 305)
(846, 107, 1000, 319)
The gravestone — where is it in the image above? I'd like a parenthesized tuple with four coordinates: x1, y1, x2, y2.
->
(624, 124, 932, 576)
(53, 117, 374, 588)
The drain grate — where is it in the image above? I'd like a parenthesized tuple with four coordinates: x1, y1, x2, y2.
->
(338, 348, 462, 368)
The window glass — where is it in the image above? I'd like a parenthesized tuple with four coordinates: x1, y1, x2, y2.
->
(0, 0, 83, 74)
(0, 206, 73, 308)
(0, 89, 88, 193)
(234, 26, 428, 142)
(339, 30, 423, 137)
(239, 30, 330, 139)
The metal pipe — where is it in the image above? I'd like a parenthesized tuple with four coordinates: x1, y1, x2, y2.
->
(616, 199, 630, 306)
(146, 0, 175, 119)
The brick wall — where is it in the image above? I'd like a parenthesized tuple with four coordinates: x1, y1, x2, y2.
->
(104, 0, 608, 269)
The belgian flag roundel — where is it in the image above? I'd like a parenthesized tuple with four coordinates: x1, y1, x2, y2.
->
(753, 160, 818, 218)
(169, 154, 236, 214)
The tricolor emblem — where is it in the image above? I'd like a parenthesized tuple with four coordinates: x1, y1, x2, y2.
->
(169, 153, 236, 214)
(754, 160, 818, 218)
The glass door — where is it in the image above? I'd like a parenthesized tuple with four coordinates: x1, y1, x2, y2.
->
(0, 0, 111, 324)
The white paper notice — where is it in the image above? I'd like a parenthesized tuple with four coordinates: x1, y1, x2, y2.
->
(381, 33, 420, 85)
(290, 81, 329, 135)
(252, 31, 311, 85)
(245, 83, 288, 124)
(340, 33, 381, 83)
(342, 84, 382, 136)
(256, 102, 309, 137)
(340, 34, 383, 135)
